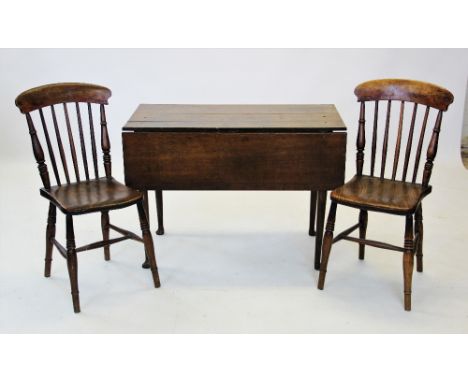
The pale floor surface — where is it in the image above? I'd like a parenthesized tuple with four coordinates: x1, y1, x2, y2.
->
(0, 162, 467, 333)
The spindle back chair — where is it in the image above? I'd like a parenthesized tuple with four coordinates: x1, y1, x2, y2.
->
(317, 79, 454, 311)
(15, 83, 160, 313)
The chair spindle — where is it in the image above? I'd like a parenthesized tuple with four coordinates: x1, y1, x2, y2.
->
(422, 110, 443, 187)
(401, 103, 418, 181)
(26, 113, 50, 189)
(75, 103, 90, 181)
(39, 108, 61, 186)
(51, 105, 70, 184)
(356, 101, 365, 176)
(412, 106, 430, 183)
(391, 101, 405, 180)
(370, 100, 379, 176)
(63, 103, 80, 182)
(380, 100, 392, 179)
(100, 104, 112, 178)
(87, 103, 99, 179)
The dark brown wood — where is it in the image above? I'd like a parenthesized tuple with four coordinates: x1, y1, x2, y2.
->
(317, 201, 337, 289)
(412, 106, 430, 183)
(100, 104, 112, 178)
(358, 209, 368, 260)
(124, 104, 346, 132)
(356, 102, 365, 176)
(123, 132, 346, 190)
(314, 191, 327, 270)
(332, 223, 360, 243)
(415, 205, 423, 272)
(155, 190, 164, 235)
(403, 214, 414, 311)
(15, 83, 161, 313)
(40, 178, 142, 215)
(87, 103, 99, 179)
(354, 79, 454, 111)
(370, 101, 379, 176)
(44, 203, 56, 277)
(380, 100, 392, 179)
(66, 214, 80, 313)
(392, 101, 405, 180)
(63, 103, 80, 182)
(76, 102, 90, 181)
(15, 82, 111, 113)
(137, 201, 161, 287)
(319, 78, 454, 311)
(26, 113, 50, 189)
(402, 103, 418, 182)
(308, 191, 317, 236)
(101, 211, 110, 260)
(51, 104, 71, 184)
(39, 108, 61, 186)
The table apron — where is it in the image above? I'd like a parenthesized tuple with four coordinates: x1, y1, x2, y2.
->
(123, 132, 346, 190)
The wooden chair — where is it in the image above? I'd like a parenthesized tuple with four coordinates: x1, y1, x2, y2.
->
(15, 83, 160, 313)
(317, 79, 454, 311)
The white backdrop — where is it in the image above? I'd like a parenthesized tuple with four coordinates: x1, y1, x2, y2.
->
(1, 49, 467, 168)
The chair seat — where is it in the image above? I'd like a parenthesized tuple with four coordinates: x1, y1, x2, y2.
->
(331, 175, 432, 214)
(40, 177, 142, 214)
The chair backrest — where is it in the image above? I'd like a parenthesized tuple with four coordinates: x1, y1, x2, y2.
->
(15, 83, 112, 189)
(353, 79, 454, 188)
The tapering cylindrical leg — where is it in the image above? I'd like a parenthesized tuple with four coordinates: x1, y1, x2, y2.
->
(44, 203, 56, 277)
(403, 214, 414, 311)
(314, 191, 327, 270)
(415, 205, 423, 272)
(155, 190, 165, 235)
(101, 211, 110, 261)
(318, 201, 337, 289)
(66, 214, 80, 313)
(137, 200, 161, 288)
(358, 209, 368, 260)
(308, 191, 317, 236)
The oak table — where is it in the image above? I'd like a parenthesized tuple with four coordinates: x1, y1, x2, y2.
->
(122, 104, 346, 270)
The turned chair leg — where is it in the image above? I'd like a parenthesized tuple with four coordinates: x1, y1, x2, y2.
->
(318, 201, 337, 289)
(101, 211, 110, 261)
(415, 205, 423, 272)
(44, 203, 56, 277)
(403, 214, 415, 311)
(358, 209, 368, 260)
(309, 191, 317, 236)
(155, 190, 165, 235)
(137, 200, 161, 288)
(66, 214, 80, 313)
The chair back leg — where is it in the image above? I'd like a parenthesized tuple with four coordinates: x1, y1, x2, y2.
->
(403, 214, 415, 311)
(415, 205, 423, 272)
(318, 201, 337, 290)
(358, 209, 368, 260)
(45, 203, 56, 277)
(101, 211, 110, 261)
(66, 214, 80, 313)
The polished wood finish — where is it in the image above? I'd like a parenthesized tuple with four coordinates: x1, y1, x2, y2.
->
(123, 132, 346, 190)
(15, 83, 160, 313)
(318, 79, 454, 311)
(123, 104, 347, 272)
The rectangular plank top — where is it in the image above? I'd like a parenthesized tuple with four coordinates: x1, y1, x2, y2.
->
(123, 104, 346, 133)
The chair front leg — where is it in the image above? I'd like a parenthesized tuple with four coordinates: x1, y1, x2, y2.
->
(358, 209, 368, 260)
(415, 205, 423, 272)
(318, 201, 337, 289)
(101, 211, 110, 261)
(44, 203, 56, 277)
(403, 214, 415, 311)
(137, 200, 161, 288)
(66, 214, 80, 313)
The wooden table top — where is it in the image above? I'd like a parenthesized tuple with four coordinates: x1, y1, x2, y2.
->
(123, 104, 346, 133)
